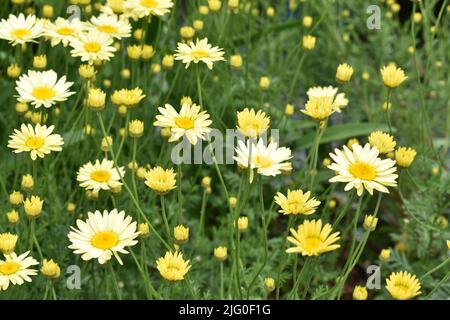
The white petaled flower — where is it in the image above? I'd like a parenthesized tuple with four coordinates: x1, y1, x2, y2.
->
(0, 251, 39, 291)
(234, 138, 293, 179)
(174, 38, 225, 69)
(328, 143, 398, 196)
(15, 70, 75, 108)
(154, 103, 212, 145)
(8, 123, 64, 160)
(0, 14, 43, 45)
(67, 209, 139, 265)
(90, 14, 132, 39)
(44, 17, 84, 47)
(306, 86, 348, 112)
(69, 29, 116, 64)
(124, 0, 174, 18)
(77, 159, 125, 192)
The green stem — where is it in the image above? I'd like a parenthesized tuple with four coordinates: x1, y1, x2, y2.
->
(246, 177, 268, 299)
(199, 190, 208, 235)
(333, 193, 382, 299)
(129, 248, 158, 299)
(332, 191, 356, 228)
(96, 112, 171, 250)
(421, 257, 450, 280)
(51, 282, 57, 300)
(160, 195, 171, 242)
(308, 122, 327, 190)
(108, 263, 122, 300)
(275, 216, 294, 300)
(220, 262, 224, 300)
(131, 138, 139, 203)
(341, 195, 365, 273)
(288, 257, 311, 299)
(425, 270, 450, 299)
(177, 163, 183, 223)
(286, 52, 306, 103)
(196, 64, 203, 109)
(43, 280, 50, 300)
(385, 89, 393, 135)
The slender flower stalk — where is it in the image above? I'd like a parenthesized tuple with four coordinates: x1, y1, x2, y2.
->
(220, 262, 224, 299)
(332, 193, 382, 299)
(246, 177, 269, 298)
(286, 52, 306, 103)
(108, 262, 122, 300)
(96, 112, 171, 250)
(160, 195, 171, 242)
(385, 89, 393, 134)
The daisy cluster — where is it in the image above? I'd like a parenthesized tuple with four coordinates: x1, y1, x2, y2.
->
(0, 0, 443, 302)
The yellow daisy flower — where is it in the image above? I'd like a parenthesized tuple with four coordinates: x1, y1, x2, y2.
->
(274, 189, 321, 215)
(0, 13, 43, 45)
(0, 251, 39, 291)
(144, 166, 177, 194)
(154, 102, 212, 145)
(380, 64, 407, 88)
(328, 143, 398, 196)
(0, 233, 18, 254)
(236, 108, 270, 138)
(8, 123, 64, 160)
(90, 13, 132, 40)
(68, 209, 139, 265)
(69, 29, 117, 64)
(301, 86, 348, 120)
(174, 37, 225, 69)
(111, 87, 146, 107)
(43, 17, 84, 47)
(125, 0, 174, 18)
(395, 147, 417, 168)
(15, 70, 75, 108)
(385, 271, 421, 300)
(286, 219, 340, 256)
(336, 63, 354, 82)
(368, 131, 396, 154)
(156, 251, 191, 281)
(77, 159, 125, 193)
(234, 138, 293, 178)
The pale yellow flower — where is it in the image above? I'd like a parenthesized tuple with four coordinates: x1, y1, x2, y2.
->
(236, 108, 270, 138)
(174, 38, 224, 69)
(386, 271, 421, 300)
(156, 251, 191, 281)
(8, 123, 63, 160)
(380, 64, 407, 88)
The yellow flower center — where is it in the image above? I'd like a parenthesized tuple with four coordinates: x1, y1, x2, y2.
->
(288, 201, 304, 212)
(175, 117, 194, 129)
(91, 231, 119, 249)
(11, 28, 31, 39)
(26, 137, 44, 149)
(97, 25, 118, 34)
(0, 261, 20, 275)
(191, 50, 209, 59)
(304, 237, 322, 251)
(167, 266, 180, 273)
(394, 283, 409, 294)
(349, 162, 376, 180)
(90, 170, 111, 183)
(58, 27, 74, 35)
(141, 0, 157, 8)
(252, 155, 273, 169)
(32, 86, 56, 100)
(84, 42, 101, 53)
